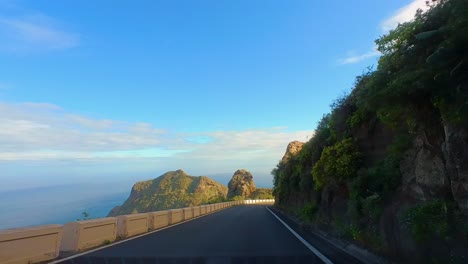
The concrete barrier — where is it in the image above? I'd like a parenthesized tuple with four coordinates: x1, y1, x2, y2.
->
(200, 205, 207, 215)
(0, 225, 62, 264)
(117, 213, 149, 238)
(169, 209, 183, 224)
(148, 211, 169, 230)
(242, 199, 275, 204)
(207, 205, 212, 213)
(182, 207, 193, 220)
(193, 206, 201, 217)
(61, 217, 117, 252)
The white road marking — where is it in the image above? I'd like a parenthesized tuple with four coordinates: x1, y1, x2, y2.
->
(49, 209, 226, 264)
(266, 206, 334, 264)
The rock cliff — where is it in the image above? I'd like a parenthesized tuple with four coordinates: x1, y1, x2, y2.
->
(108, 170, 227, 216)
(281, 141, 304, 163)
(227, 169, 256, 199)
(272, 1, 468, 262)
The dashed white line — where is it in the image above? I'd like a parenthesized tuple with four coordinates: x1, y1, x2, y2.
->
(266, 206, 334, 264)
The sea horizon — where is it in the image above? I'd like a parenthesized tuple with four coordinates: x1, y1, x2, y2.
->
(0, 184, 129, 230)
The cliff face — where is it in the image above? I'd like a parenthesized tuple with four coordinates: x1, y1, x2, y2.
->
(272, 1, 468, 262)
(227, 169, 256, 199)
(108, 170, 227, 216)
(281, 141, 304, 163)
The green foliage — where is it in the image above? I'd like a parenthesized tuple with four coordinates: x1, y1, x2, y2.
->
(361, 195, 383, 223)
(229, 195, 245, 201)
(403, 199, 452, 243)
(336, 222, 363, 241)
(348, 107, 370, 129)
(362, 0, 468, 128)
(270, 1, 468, 258)
(367, 156, 401, 196)
(312, 138, 362, 190)
(299, 203, 318, 222)
(102, 240, 111, 245)
(114, 170, 228, 215)
(249, 188, 274, 199)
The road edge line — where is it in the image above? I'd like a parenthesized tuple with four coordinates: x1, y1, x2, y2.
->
(266, 206, 334, 264)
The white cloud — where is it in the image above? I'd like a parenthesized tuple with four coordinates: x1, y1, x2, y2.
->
(339, 48, 380, 65)
(0, 101, 313, 177)
(66, 114, 116, 130)
(0, 14, 79, 53)
(0, 102, 163, 153)
(381, 0, 430, 31)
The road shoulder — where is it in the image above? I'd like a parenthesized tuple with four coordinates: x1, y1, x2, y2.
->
(268, 206, 389, 264)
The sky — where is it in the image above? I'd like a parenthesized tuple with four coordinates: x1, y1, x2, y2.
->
(0, 0, 430, 191)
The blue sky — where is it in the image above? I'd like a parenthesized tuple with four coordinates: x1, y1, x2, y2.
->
(0, 0, 429, 190)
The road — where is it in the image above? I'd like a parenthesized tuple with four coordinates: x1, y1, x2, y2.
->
(57, 205, 360, 264)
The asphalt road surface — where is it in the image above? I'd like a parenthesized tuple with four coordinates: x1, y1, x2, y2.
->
(58, 205, 358, 264)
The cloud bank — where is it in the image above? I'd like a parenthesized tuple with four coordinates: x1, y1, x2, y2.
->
(0, 102, 312, 181)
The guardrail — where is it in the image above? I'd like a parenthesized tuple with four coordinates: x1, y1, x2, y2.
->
(0, 199, 274, 264)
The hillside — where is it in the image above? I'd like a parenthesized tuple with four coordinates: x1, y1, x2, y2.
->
(108, 169, 273, 216)
(272, 1, 468, 262)
(108, 170, 227, 216)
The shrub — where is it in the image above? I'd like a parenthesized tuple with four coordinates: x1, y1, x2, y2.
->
(312, 138, 362, 190)
(337, 223, 363, 241)
(366, 156, 401, 196)
(230, 196, 245, 201)
(403, 199, 451, 243)
(362, 194, 383, 223)
(299, 203, 318, 222)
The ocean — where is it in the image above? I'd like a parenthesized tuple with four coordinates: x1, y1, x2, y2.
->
(0, 184, 130, 230)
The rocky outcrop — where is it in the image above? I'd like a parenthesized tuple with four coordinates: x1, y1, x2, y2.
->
(400, 134, 451, 201)
(108, 170, 227, 216)
(443, 124, 468, 213)
(281, 141, 304, 163)
(227, 169, 256, 199)
(398, 125, 468, 214)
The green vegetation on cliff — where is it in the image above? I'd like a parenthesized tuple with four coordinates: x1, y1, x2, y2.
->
(272, 0, 467, 262)
(108, 170, 227, 216)
(109, 169, 273, 216)
(249, 188, 274, 199)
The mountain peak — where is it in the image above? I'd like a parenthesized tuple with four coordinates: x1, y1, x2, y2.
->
(227, 169, 256, 199)
(108, 170, 227, 216)
(281, 141, 304, 163)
